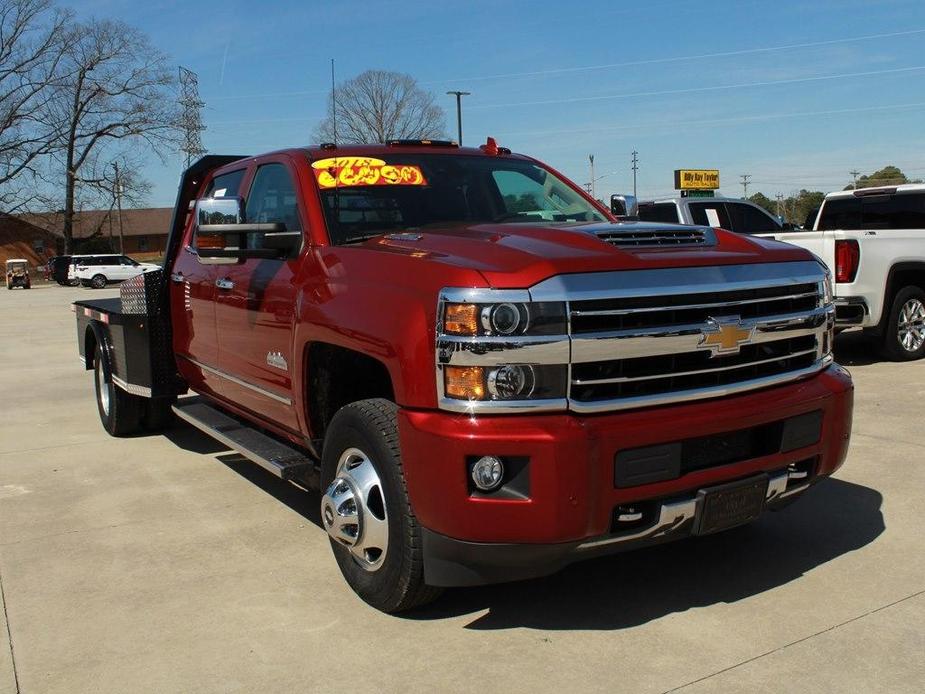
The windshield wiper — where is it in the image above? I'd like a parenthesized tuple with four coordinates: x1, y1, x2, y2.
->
(340, 232, 387, 245)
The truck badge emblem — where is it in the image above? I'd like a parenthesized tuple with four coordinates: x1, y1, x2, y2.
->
(266, 351, 288, 371)
(698, 317, 754, 357)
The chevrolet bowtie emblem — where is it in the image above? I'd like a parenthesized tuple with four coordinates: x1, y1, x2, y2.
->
(698, 317, 754, 357)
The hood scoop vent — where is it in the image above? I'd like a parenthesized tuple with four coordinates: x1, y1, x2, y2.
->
(594, 226, 715, 249)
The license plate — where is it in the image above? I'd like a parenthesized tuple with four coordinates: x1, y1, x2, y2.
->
(693, 475, 769, 535)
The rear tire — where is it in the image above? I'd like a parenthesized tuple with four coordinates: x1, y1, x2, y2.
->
(93, 343, 143, 436)
(320, 399, 442, 613)
(879, 286, 925, 361)
(91, 274, 107, 289)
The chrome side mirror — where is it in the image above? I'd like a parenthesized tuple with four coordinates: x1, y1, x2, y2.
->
(610, 194, 638, 218)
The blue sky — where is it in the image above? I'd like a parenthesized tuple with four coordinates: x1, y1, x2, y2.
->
(73, 0, 925, 206)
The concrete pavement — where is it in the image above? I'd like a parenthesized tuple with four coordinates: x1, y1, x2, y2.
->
(0, 285, 922, 693)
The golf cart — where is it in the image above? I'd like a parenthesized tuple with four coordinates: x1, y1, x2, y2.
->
(5, 259, 31, 289)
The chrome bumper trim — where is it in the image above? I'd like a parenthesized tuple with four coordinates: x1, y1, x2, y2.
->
(577, 468, 809, 552)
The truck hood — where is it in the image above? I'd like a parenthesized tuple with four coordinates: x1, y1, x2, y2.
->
(356, 221, 813, 288)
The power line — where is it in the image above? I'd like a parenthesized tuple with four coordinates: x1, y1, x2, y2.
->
(503, 102, 925, 142)
(471, 64, 925, 111)
(438, 28, 925, 84)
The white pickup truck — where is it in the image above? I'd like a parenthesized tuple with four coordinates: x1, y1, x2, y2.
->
(761, 184, 925, 361)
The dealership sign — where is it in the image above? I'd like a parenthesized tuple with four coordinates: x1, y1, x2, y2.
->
(674, 169, 720, 190)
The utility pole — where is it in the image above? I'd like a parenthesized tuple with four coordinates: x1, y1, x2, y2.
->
(178, 66, 206, 168)
(113, 162, 124, 255)
(850, 170, 860, 189)
(775, 193, 784, 218)
(589, 154, 595, 199)
(740, 174, 751, 198)
(631, 150, 639, 197)
(446, 91, 470, 145)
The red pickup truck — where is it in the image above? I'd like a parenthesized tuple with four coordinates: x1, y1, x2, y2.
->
(73, 140, 853, 612)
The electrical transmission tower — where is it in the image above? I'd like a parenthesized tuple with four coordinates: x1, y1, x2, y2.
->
(178, 66, 206, 168)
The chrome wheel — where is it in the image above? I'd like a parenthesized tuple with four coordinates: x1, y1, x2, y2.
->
(897, 298, 925, 352)
(321, 447, 388, 572)
(96, 360, 110, 416)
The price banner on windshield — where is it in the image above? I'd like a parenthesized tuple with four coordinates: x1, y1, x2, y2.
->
(312, 156, 427, 189)
(674, 169, 720, 190)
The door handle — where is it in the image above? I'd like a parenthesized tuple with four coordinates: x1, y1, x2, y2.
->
(215, 278, 235, 290)
(170, 272, 184, 284)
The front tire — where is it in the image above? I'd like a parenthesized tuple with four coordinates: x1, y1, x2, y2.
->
(320, 399, 441, 613)
(93, 343, 143, 436)
(90, 274, 107, 289)
(880, 286, 925, 361)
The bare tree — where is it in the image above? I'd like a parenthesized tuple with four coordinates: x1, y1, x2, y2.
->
(0, 0, 69, 209)
(43, 18, 178, 252)
(314, 70, 445, 144)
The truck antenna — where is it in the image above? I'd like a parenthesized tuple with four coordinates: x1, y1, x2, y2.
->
(330, 58, 340, 221)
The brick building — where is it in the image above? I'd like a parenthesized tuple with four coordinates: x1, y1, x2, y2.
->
(18, 207, 173, 260)
(0, 213, 61, 268)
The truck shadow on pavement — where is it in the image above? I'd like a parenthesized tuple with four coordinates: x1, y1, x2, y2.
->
(164, 426, 883, 631)
(833, 332, 880, 366)
(411, 478, 883, 630)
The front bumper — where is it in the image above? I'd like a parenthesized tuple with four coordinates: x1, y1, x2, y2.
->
(398, 365, 854, 586)
(421, 468, 810, 587)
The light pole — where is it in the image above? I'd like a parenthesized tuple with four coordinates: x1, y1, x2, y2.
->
(446, 91, 470, 145)
(589, 155, 595, 199)
(631, 150, 639, 198)
(113, 162, 124, 254)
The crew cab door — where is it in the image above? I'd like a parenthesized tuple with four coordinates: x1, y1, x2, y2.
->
(214, 158, 303, 432)
(169, 167, 247, 398)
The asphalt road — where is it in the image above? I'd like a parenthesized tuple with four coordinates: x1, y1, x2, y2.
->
(0, 285, 922, 693)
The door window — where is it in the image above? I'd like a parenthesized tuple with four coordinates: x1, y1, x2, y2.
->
(246, 163, 302, 231)
(206, 169, 246, 199)
(638, 202, 681, 223)
(726, 202, 782, 234)
(688, 202, 731, 229)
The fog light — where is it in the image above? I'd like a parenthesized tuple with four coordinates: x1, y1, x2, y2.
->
(471, 455, 504, 491)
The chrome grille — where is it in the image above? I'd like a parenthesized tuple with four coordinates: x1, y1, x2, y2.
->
(595, 227, 708, 248)
(527, 261, 835, 414)
(571, 283, 819, 334)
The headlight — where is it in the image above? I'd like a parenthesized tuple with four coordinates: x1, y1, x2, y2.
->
(442, 301, 566, 336)
(444, 364, 567, 402)
(820, 271, 833, 306)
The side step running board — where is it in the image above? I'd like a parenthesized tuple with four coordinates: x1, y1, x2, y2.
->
(173, 397, 319, 486)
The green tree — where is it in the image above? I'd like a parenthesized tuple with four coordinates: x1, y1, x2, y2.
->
(847, 166, 923, 190)
(748, 192, 775, 215)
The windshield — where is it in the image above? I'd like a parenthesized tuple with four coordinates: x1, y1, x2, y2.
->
(313, 153, 607, 245)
